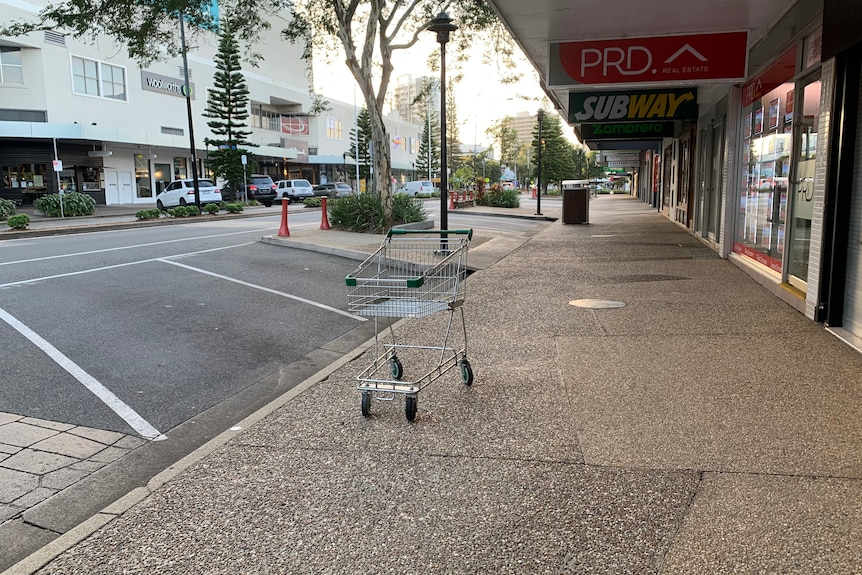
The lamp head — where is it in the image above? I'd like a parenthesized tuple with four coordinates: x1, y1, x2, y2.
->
(537, 109, 545, 121)
(428, 12, 458, 43)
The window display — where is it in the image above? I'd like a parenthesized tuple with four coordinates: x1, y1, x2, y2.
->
(734, 47, 797, 273)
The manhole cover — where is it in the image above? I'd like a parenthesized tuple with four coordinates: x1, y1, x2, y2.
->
(569, 299, 626, 309)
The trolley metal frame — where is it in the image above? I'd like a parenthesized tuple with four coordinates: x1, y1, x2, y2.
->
(345, 229, 474, 420)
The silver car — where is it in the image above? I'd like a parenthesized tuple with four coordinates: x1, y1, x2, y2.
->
(156, 179, 222, 209)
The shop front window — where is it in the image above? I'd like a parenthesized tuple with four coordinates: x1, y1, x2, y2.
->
(786, 76, 821, 287)
(174, 157, 187, 180)
(134, 154, 152, 198)
(153, 163, 172, 194)
(734, 47, 797, 273)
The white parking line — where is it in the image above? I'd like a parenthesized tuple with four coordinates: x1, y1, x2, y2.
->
(0, 307, 166, 441)
(0, 228, 273, 267)
(0, 243, 257, 289)
(159, 259, 367, 322)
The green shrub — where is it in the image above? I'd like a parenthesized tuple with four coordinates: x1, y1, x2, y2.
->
(327, 193, 427, 234)
(135, 208, 161, 220)
(184, 205, 201, 216)
(204, 203, 220, 214)
(7, 213, 29, 230)
(476, 188, 520, 208)
(303, 197, 322, 208)
(167, 207, 186, 217)
(225, 202, 244, 213)
(246, 199, 261, 206)
(34, 191, 96, 217)
(0, 198, 16, 220)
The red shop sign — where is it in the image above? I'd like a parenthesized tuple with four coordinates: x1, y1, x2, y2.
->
(741, 47, 798, 107)
(553, 31, 748, 85)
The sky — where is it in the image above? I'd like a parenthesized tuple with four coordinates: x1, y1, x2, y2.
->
(313, 29, 580, 150)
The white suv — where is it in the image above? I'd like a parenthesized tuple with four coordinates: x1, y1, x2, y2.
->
(156, 179, 222, 209)
(275, 179, 314, 203)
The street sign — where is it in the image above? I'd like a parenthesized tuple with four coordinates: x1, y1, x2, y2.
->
(569, 88, 698, 123)
(549, 31, 748, 86)
(606, 160, 639, 168)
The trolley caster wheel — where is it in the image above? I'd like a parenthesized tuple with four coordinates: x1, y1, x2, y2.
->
(361, 392, 371, 417)
(405, 395, 418, 422)
(460, 359, 474, 386)
(390, 357, 404, 380)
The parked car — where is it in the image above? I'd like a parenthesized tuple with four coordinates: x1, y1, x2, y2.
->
(238, 174, 277, 206)
(396, 180, 434, 196)
(156, 179, 222, 209)
(312, 182, 354, 198)
(275, 179, 314, 203)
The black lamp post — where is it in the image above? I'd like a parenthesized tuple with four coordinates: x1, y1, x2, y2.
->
(428, 12, 457, 232)
(178, 11, 201, 208)
(536, 108, 544, 216)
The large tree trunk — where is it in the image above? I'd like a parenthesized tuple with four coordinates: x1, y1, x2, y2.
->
(366, 101, 392, 218)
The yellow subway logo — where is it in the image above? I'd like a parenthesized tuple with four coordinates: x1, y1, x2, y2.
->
(569, 89, 698, 123)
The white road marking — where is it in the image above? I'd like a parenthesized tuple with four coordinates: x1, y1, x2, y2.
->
(0, 307, 166, 441)
(0, 228, 273, 267)
(0, 243, 256, 289)
(159, 259, 366, 321)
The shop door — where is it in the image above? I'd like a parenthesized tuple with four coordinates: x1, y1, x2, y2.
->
(707, 121, 725, 240)
(120, 171, 134, 203)
(105, 170, 120, 204)
(843, 78, 862, 340)
(786, 75, 822, 290)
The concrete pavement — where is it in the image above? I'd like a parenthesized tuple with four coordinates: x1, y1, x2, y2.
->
(3, 194, 862, 574)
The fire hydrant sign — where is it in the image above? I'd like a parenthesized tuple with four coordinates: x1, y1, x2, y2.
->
(549, 31, 748, 87)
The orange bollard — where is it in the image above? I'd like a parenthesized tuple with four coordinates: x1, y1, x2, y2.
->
(449, 191, 456, 210)
(319, 196, 331, 230)
(277, 199, 290, 237)
(531, 186, 537, 199)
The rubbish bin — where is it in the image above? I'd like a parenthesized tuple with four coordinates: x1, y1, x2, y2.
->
(562, 186, 589, 224)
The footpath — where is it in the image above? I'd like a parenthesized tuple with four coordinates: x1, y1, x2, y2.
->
(3, 195, 862, 574)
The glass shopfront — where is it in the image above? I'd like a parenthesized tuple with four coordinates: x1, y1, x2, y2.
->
(134, 154, 153, 198)
(735, 47, 798, 273)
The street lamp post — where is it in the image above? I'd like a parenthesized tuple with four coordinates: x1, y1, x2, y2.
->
(178, 10, 201, 208)
(428, 12, 457, 233)
(536, 108, 544, 216)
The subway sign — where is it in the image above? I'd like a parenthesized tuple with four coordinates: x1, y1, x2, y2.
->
(580, 121, 676, 140)
(569, 88, 697, 123)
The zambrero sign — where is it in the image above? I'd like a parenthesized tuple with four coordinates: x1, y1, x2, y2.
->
(569, 88, 698, 123)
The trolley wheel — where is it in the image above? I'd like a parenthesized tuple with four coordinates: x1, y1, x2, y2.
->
(390, 357, 404, 380)
(460, 359, 474, 386)
(361, 392, 371, 417)
(405, 395, 418, 422)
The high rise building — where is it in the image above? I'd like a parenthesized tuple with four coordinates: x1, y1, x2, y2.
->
(393, 75, 440, 125)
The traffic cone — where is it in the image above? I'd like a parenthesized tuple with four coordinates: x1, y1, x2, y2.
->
(277, 199, 290, 237)
(320, 197, 331, 230)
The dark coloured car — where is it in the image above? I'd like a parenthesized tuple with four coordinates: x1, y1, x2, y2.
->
(239, 174, 277, 206)
(312, 182, 354, 198)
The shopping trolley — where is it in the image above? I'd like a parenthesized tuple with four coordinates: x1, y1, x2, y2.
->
(345, 229, 474, 421)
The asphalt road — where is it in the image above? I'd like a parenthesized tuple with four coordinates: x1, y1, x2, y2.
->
(1, 211, 368, 439)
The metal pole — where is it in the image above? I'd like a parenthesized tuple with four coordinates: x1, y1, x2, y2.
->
(53, 137, 64, 218)
(179, 11, 201, 208)
(536, 109, 543, 216)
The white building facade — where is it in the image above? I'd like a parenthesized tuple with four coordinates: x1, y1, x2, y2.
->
(0, 2, 422, 205)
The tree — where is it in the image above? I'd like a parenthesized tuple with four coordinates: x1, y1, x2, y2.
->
(445, 81, 463, 174)
(532, 111, 576, 191)
(203, 15, 255, 200)
(415, 109, 440, 181)
(283, 1, 501, 222)
(348, 107, 373, 187)
(487, 116, 519, 173)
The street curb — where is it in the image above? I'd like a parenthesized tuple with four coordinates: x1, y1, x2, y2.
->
(0, 318, 401, 575)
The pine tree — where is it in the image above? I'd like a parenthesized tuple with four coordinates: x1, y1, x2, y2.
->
(203, 16, 255, 200)
(415, 109, 440, 180)
(348, 108, 373, 187)
(445, 81, 462, 174)
(532, 112, 575, 191)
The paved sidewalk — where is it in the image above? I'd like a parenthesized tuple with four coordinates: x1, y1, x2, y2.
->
(4, 195, 862, 574)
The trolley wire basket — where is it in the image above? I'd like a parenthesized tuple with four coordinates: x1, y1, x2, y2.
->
(345, 229, 474, 420)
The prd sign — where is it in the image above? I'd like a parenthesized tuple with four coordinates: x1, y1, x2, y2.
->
(550, 31, 748, 86)
(569, 88, 697, 123)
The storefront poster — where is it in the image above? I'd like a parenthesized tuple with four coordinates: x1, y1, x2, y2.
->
(754, 108, 764, 134)
(744, 112, 752, 139)
(769, 98, 780, 129)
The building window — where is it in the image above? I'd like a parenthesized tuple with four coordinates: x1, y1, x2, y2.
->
(252, 107, 280, 131)
(0, 47, 23, 85)
(326, 117, 343, 139)
(71, 56, 127, 101)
